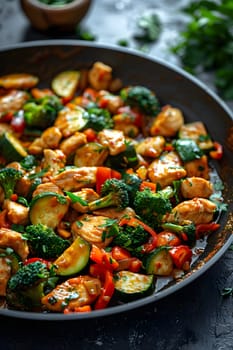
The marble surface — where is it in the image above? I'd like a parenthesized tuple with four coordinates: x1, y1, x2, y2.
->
(0, 1, 233, 349)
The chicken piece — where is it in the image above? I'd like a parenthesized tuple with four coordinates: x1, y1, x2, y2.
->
(52, 167, 97, 191)
(74, 142, 109, 167)
(93, 206, 136, 220)
(32, 182, 64, 197)
(0, 73, 38, 89)
(150, 105, 184, 137)
(136, 136, 166, 158)
(88, 62, 112, 91)
(59, 131, 87, 156)
(179, 121, 213, 150)
(28, 137, 45, 155)
(54, 105, 86, 138)
(0, 257, 11, 296)
(148, 151, 187, 188)
(164, 197, 217, 225)
(98, 90, 124, 114)
(114, 124, 139, 138)
(3, 199, 29, 225)
(0, 90, 29, 117)
(71, 214, 113, 248)
(41, 149, 66, 177)
(180, 177, 213, 199)
(184, 155, 210, 180)
(70, 188, 100, 213)
(15, 175, 32, 198)
(0, 227, 29, 260)
(41, 276, 101, 312)
(98, 129, 126, 156)
(41, 126, 62, 149)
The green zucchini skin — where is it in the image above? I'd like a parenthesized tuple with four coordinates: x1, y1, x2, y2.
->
(143, 246, 173, 276)
(54, 235, 91, 276)
(29, 192, 69, 229)
(114, 271, 154, 302)
(0, 132, 28, 162)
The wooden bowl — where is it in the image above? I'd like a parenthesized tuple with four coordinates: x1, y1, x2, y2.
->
(20, 0, 92, 31)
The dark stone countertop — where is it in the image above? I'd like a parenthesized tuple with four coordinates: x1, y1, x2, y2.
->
(0, 1, 233, 349)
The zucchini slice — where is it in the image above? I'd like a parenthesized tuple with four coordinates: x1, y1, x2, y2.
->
(54, 235, 90, 276)
(114, 271, 154, 301)
(51, 70, 80, 97)
(0, 248, 21, 275)
(0, 132, 28, 162)
(144, 246, 173, 276)
(29, 192, 69, 229)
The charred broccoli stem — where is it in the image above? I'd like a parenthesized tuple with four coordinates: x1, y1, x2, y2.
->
(120, 85, 160, 116)
(6, 260, 57, 311)
(0, 167, 23, 199)
(24, 224, 70, 259)
(134, 186, 174, 229)
(88, 178, 129, 211)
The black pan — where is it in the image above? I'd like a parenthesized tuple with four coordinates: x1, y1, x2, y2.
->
(0, 40, 232, 321)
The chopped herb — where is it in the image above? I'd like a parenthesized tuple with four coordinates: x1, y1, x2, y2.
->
(221, 287, 233, 297)
(65, 191, 88, 206)
(170, 0, 233, 100)
(134, 12, 162, 43)
(76, 26, 97, 41)
(117, 39, 129, 47)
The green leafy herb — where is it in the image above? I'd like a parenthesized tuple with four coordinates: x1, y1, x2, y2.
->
(221, 287, 233, 297)
(170, 0, 233, 100)
(134, 12, 162, 43)
(76, 26, 97, 41)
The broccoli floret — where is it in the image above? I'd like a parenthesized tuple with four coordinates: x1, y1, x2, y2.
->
(24, 224, 70, 259)
(162, 222, 196, 246)
(134, 186, 174, 228)
(88, 178, 129, 211)
(109, 222, 149, 258)
(0, 168, 23, 199)
(84, 107, 114, 131)
(122, 172, 142, 206)
(120, 85, 160, 115)
(23, 95, 63, 130)
(6, 260, 57, 311)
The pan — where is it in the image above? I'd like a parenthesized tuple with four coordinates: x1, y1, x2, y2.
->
(0, 40, 232, 320)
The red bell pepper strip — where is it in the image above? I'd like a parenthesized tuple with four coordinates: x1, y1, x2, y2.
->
(169, 245, 192, 269)
(111, 246, 131, 260)
(83, 128, 97, 142)
(209, 142, 223, 160)
(90, 245, 119, 271)
(195, 222, 220, 239)
(139, 181, 156, 192)
(95, 167, 122, 194)
(89, 263, 115, 310)
(10, 113, 26, 134)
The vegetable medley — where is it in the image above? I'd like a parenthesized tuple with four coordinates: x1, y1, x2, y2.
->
(0, 61, 225, 314)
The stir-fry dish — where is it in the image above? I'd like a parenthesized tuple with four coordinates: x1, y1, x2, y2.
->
(0, 61, 225, 314)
